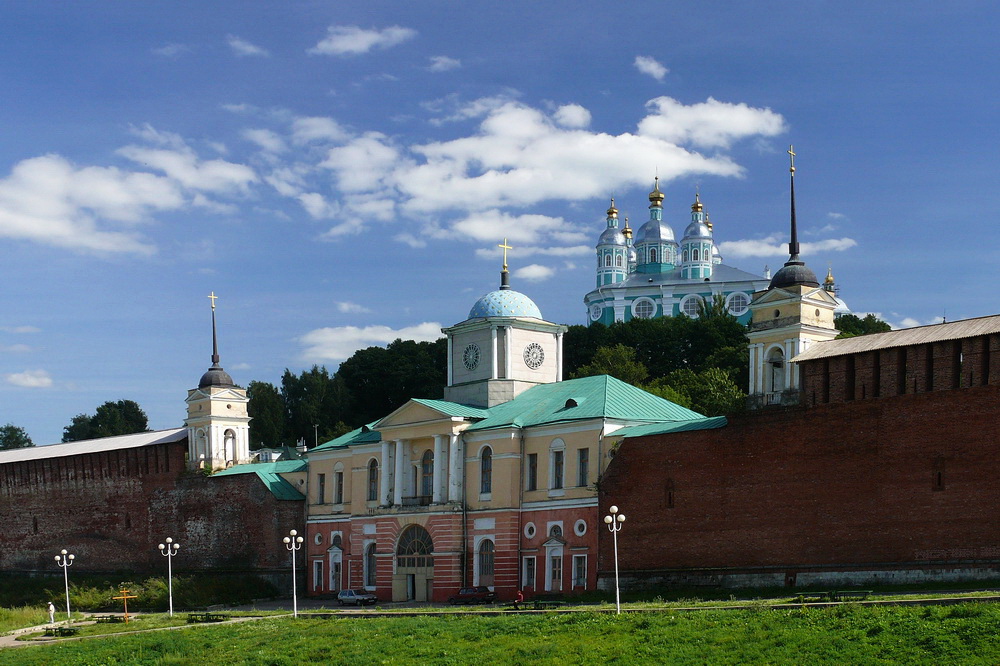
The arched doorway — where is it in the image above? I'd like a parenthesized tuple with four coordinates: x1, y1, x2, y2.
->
(394, 525, 434, 602)
(328, 533, 343, 593)
(767, 347, 786, 399)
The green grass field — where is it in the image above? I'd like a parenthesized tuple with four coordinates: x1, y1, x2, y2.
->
(5, 603, 1000, 665)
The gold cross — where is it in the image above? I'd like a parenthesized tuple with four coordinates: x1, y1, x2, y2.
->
(788, 145, 796, 172)
(498, 238, 513, 271)
(208, 291, 218, 311)
(113, 588, 138, 623)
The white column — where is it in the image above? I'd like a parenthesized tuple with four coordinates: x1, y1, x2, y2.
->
(447, 434, 462, 502)
(380, 441, 392, 506)
(491, 327, 498, 379)
(556, 331, 564, 382)
(504, 326, 512, 379)
(393, 439, 406, 506)
(432, 435, 445, 504)
(447, 335, 453, 386)
(748, 344, 758, 394)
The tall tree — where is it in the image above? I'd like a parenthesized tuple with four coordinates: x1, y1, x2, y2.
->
(247, 380, 285, 450)
(0, 423, 34, 450)
(570, 344, 649, 385)
(835, 313, 892, 338)
(282, 366, 350, 447)
(62, 400, 149, 442)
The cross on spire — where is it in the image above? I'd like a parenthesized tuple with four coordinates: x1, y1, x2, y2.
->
(208, 291, 218, 310)
(498, 238, 513, 271)
(788, 145, 796, 172)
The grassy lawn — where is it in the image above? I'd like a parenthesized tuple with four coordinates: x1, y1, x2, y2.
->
(5, 603, 1000, 665)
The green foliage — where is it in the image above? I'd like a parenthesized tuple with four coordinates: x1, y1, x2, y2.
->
(645, 367, 746, 416)
(570, 344, 649, 385)
(835, 313, 892, 339)
(247, 381, 285, 450)
(0, 423, 33, 450)
(61, 400, 149, 442)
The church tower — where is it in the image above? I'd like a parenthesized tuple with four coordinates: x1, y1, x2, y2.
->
(680, 193, 714, 280)
(634, 177, 678, 273)
(595, 199, 628, 287)
(443, 241, 567, 407)
(747, 147, 839, 404)
(184, 293, 251, 470)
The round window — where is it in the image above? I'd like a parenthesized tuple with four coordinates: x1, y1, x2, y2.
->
(314, 533, 323, 545)
(523, 343, 545, 369)
(524, 522, 536, 539)
(681, 295, 704, 318)
(589, 304, 603, 321)
(462, 343, 481, 371)
(574, 519, 587, 537)
(726, 293, 749, 316)
(632, 298, 655, 319)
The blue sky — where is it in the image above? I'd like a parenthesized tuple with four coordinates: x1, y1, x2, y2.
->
(2, 2, 999, 444)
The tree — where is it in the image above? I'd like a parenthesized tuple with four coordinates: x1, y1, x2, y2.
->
(648, 367, 746, 417)
(835, 313, 891, 339)
(570, 344, 649, 385)
(62, 400, 150, 442)
(247, 381, 285, 450)
(281, 366, 350, 447)
(0, 423, 34, 450)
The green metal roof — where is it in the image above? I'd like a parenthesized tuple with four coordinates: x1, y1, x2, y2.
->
(409, 398, 490, 419)
(311, 423, 382, 452)
(611, 416, 728, 439)
(212, 460, 306, 501)
(466, 375, 706, 431)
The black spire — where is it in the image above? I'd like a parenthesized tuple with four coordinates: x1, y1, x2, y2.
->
(768, 146, 819, 290)
(199, 292, 235, 389)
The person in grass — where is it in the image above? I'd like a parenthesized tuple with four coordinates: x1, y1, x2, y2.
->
(48, 602, 55, 624)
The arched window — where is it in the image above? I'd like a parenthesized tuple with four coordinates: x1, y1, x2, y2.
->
(480, 447, 493, 494)
(478, 539, 495, 586)
(650, 248, 657, 263)
(420, 450, 434, 498)
(693, 248, 700, 261)
(768, 348, 786, 394)
(367, 459, 379, 502)
(605, 254, 612, 267)
(682, 249, 689, 262)
(396, 525, 434, 568)
(223, 429, 236, 462)
(364, 543, 377, 587)
(615, 255, 622, 267)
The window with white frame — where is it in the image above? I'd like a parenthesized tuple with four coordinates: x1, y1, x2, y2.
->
(680, 295, 704, 318)
(726, 292, 750, 317)
(313, 560, 323, 591)
(550, 554, 563, 591)
(632, 298, 655, 319)
(577, 448, 589, 487)
(480, 446, 493, 495)
(526, 453, 538, 491)
(334, 466, 344, 504)
(317, 473, 326, 504)
(523, 556, 536, 588)
(549, 440, 565, 491)
(367, 459, 379, 501)
(573, 555, 587, 588)
(420, 449, 433, 498)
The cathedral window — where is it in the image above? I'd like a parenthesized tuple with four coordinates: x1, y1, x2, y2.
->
(480, 447, 493, 495)
(632, 298, 655, 319)
(681, 295, 704, 318)
(693, 249, 700, 261)
(683, 250, 689, 262)
(367, 459, 379, 501)
(650, 249, 657, 263)
(616, 255, 622, 267)
(477, 539, 495, 586)
(605, 254, 612, 267)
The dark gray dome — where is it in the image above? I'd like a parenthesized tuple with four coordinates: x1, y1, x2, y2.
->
(199, 364, 235, 388)
(769, 260, 819, 289)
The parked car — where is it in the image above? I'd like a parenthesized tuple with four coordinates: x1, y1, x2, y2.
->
(448, 586, 497, 605)
(337, 589, 378, 606)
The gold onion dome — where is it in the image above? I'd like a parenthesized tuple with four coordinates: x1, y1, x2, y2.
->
(691, 192, 704, 213)
(648, 176, 665, 205)
(825, 266, 835, 285)
(622, 217, 632, 239)
(606, 198, 618, 218)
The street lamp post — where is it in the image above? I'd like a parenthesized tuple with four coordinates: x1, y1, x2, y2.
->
(54, 549, 75, 624)
(604, 505, 626, 615)
(313, 424, 319, 449)
(283, 529, 304, 617)
(158, 537, 180, 616)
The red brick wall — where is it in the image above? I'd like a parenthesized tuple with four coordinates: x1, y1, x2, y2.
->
(600, 384, 1000, 582)
(0, 441, 303, 574)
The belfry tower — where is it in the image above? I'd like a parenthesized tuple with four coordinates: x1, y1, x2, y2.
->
(184, 293, 251, 470)
(747, 147, 839, 403)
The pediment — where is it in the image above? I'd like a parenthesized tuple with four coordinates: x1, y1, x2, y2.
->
(185, 387, 247, 403)
(376, 400, 455, 429)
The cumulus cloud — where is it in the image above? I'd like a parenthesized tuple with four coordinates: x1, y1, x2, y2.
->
(309, 25, 416, 56)
(227, 35, 270, 57)
(291, 116, 349, 144)
(451, 210, 586, 245)
(639, 96, 786, 149)
(634, 55, 668, 81)
(553, 104, 591, 128)
(719, 234, 858, 258)
(243, 128, 287, 153)
(299, 322, 443, 363)
(152, 43, 192, 58)
(336, 301, 372, 314)
(117, 143, 257, 194)
(514, 264, 555, 282)
(429, 55, 461, 72)
(5, 369, 52, 388)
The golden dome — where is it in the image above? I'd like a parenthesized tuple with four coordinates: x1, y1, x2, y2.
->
(606, 198, 618, 218)
(691, 192, 703, 213)
(825, 266, 835, 285)
(648, 176, 665, 205)
(622, 217, 632, 240)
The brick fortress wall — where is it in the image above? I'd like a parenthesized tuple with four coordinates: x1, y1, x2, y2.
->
(0, 440, 303, 575)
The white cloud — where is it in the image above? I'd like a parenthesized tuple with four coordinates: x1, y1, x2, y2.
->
(336, 301, 372, 314)
(309, 25, 417, 56)
(291, 116, 349, 144)
(429, 55, 461, 72)
(117, 143, 257, 194)
(638, 96, 786, 149)
(152, 43, 192, 58)
(299, 322, 443, 363)
(720, 234, 858, 258)
(5, 369, 52, 388)
(890, 314, 944, 330)
(320, 132, 402, 193)
(827, 212, 846, 219)
(553, 104, 591, 129)
(394, 232, 427, 248)
(227, 35, 269, 57)
(297, 192, 340, 219)
(451, 210, 586, 246)
(634, 56, 668, 81)
(514, 264, 555, 282)
(243, 128, 287, 153)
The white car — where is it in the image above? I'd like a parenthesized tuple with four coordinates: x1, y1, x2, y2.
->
(337, 589, 378, 606)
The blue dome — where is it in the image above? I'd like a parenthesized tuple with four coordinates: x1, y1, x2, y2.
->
(683, 221, 712, 239)
(638, 219, 676, 243)
(598, 227, 627, 246)
(469, 289, 543, 319)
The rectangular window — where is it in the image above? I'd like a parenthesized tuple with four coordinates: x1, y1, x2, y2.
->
(334, 471, 344, 504)
(523, 556, 536, 588)
(527, 453, 537, 491)
(312, 560, 323, 591)
(317, 473, 326, 504)
(551, 555, 562, 591)
(573, 555, 587, 588)
(577, 448, 589, 487)
(552, 451, 564, 490)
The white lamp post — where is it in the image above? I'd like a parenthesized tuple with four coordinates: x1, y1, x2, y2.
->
(603, 505, 626, 615)
(158, 537, 180, 617)
(54, 549, 75, 624)
(283, 529, 304, 618)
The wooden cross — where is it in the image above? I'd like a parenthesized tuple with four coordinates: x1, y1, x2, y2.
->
(113, 588, 138, 623)
(498, 238, 513, 271)
(208, 291, 218, 311)
(788, 145, 796, 172)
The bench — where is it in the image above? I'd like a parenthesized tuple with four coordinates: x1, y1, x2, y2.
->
(45, 626, 80, 637)
(832, 590, 872, 601)
(95, 615, 125, 623)
(186, 612, 230, 623)
(794, 592, 832, 603)
(532, 600, 567, 610)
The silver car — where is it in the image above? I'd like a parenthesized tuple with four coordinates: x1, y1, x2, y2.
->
(337, 589, 378, 606)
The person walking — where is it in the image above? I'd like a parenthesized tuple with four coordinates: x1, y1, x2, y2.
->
(47, 602, 55, 624)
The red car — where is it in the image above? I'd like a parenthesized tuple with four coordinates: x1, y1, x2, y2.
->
(448, 586, 497, 605)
